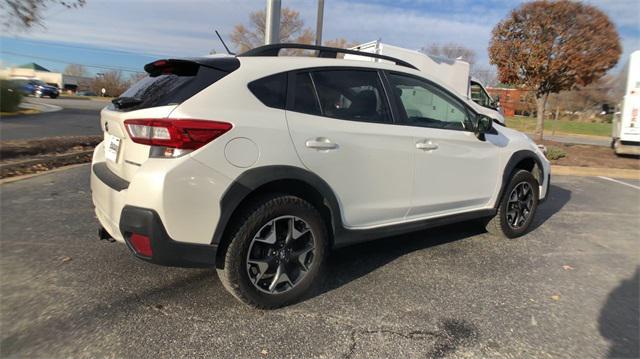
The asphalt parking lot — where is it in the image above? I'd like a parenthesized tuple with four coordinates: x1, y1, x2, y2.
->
(1, 165, 638, 358)
(0, 98, 104, 140)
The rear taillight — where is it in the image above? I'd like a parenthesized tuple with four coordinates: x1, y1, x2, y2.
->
(124, 119, 232, 156)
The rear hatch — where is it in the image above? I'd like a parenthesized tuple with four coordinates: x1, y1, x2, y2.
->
(100, 57, 239, 181)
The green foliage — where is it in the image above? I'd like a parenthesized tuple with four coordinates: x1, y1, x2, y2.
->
(546, 147, 567, 161)
(0, 80, 23, 113)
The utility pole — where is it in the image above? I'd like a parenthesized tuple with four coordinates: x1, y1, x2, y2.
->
(315, 0, 324, 46)
(265, 0, 281, 45)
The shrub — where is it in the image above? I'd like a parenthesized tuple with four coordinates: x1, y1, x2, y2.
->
(546, 146, 567, 161)
(0, 80, 23, 113)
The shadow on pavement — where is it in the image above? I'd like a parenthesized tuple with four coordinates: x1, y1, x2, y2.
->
(321, 220, 485, 295)
(598, 267, 640, 358)
(319, 183, 570, 296)
(530, 184, 571, 231)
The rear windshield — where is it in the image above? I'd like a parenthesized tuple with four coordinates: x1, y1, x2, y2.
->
(113, 64, 234, 112)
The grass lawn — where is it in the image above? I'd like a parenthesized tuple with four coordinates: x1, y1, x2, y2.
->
(506, 116, 612, 137)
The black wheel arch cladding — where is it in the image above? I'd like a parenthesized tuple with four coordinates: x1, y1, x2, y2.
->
(495, 150, 545, 209)
(212, 165, 343, 246)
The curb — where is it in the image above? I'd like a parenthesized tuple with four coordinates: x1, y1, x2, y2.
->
(0, 163, 88, 185)
(0, 150, 93, 179)
(551, 165, 640, 179)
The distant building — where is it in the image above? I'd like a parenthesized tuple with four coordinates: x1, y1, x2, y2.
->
(0, 62, 92, 92)
(486, 85, 532, 117)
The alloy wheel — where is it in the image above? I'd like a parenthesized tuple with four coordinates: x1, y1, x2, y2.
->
(246, 216, 316, 294)
(506, 182, 534, 229)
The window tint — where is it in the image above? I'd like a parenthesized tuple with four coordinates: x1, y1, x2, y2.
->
(248, 73, 287, 109)
(115, 62, 236, 112)
(388, 73, 472, 131)
(310, 70, 391, 123)
(293, 72, 321, 115)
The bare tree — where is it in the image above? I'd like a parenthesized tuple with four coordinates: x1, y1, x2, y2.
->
(324, 38, 356, 49)
(231, 7, 313, 52)
(421, 43, 476, 67)
(63, 63, 88, 77)
(90, 71, 129, 97)
(472, 67, 497, 87)
(1, 0, 86, 29)
(230, 7, 354, 55)
(489, 0, 621, 141)
(552, 76, 616, 121)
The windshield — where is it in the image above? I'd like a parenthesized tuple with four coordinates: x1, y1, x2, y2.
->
(470, 81, 494, 109)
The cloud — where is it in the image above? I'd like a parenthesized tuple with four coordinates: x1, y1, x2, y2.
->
(5, 0, 638, 71)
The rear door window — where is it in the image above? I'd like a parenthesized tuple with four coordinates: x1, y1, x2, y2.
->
(293, 72, 321, 115)
(303, 70, 392, 124)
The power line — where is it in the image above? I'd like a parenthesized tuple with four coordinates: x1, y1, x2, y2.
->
(7, 37, 167, 58)
(0, 50, 144, 73)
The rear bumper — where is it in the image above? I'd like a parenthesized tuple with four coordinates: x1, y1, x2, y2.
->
(615, 140, 640, 155)
(90, 141, 233, 267)
(120, 206, 217, 268)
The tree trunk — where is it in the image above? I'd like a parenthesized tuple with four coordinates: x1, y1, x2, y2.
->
(552, 105, 559, 136)
(535, 94, 548, 142)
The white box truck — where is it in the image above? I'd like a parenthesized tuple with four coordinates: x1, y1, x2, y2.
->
(344, 40, 505, 124)
(612, 50, 640, 155)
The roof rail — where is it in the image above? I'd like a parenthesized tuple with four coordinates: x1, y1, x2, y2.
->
(238, 43, 418, 70)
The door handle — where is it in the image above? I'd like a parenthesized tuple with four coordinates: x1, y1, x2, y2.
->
(416, 141, 438, 151)
(306, 137, 338, 150)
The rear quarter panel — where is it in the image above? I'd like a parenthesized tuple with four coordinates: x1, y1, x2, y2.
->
(170, 60, 305, 178)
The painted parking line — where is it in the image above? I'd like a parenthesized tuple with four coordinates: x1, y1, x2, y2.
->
(597, 176, 640, 190)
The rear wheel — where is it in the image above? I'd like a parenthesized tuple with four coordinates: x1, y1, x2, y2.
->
(217, 195, 328, 309)
(486, 170, 539, 238)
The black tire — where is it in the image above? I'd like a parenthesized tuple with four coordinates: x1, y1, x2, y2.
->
(486, 170, 540, 238)
(50, 94, 58, 99)
(217, 195, 328, 309)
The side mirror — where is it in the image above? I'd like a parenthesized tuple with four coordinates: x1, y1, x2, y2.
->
(475, 115, 493, 136)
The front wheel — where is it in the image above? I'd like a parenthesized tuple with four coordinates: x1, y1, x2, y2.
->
(217, 195, 328, 309)
(486, 170, 540, 238)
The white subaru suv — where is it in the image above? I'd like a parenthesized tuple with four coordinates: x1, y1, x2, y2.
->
(91, 44, 550, 308)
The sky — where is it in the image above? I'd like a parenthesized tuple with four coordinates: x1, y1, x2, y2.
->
(0, 0, 638, 77)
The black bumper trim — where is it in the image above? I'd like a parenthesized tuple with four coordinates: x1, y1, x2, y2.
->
(119, 206, 217, 268)
(93, 162, 130, 191)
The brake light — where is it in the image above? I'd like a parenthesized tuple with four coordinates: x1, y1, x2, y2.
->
(124, 119, 232, 150)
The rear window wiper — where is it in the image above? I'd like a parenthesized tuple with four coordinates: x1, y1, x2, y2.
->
(112, 96, 142, 109)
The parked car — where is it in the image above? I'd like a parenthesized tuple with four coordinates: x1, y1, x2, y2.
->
(92, 44, 550, 308)
(16, 79, 59, 98)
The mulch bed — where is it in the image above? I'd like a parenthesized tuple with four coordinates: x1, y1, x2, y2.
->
(543, 140, 640, 170)
(0, 136, 101, 178)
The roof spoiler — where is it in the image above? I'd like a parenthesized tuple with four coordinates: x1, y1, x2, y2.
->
(143, 57, 240, 77)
